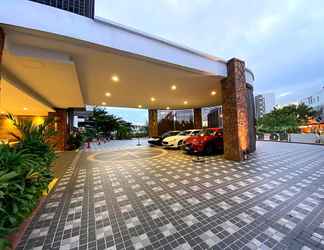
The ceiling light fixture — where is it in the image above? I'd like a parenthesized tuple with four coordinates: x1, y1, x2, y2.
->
(150, 97, 156, 102)
(211, 91, 216, 96)
(171, 85, 177, 90)
(138, 105, 142, 108)
(23, 107, 28, 111)
(184, 101, 188, 105)
(166, 107, 170, 110)
(105, 92, 111, 97)
(111, 75, 119, 82)
(102, 102, 106, 106)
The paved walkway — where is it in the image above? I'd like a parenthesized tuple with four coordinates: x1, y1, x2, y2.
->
(17, 142, 324, 250)
(83, 139, 149, 152)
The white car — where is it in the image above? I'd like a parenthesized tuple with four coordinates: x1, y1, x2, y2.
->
(162, 129, 201, 148)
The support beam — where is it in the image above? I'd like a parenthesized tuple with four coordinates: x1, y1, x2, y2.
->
(148, 109, 158, 137)
(221, 58, 251, 161)
(193, 108, 202, 129)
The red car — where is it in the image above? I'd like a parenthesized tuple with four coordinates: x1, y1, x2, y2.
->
(183, 128, 224, 155)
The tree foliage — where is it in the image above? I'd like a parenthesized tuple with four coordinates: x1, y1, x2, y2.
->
(87, 107, 134, 139)
(257, 103, 316, 133)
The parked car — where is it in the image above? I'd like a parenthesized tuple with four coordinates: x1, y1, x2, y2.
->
(183, 128, 223, 155)
(162, 129, 201, 149)
(148, 130, 180, 146)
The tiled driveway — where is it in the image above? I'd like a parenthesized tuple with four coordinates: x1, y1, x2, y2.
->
(17, 142, 324, 250)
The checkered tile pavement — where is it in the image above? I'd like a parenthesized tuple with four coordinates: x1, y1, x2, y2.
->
(83, 139, 148, 152)
(16, 142, 324, 250)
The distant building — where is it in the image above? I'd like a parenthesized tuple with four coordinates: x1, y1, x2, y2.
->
(255, 93, 276, 119)
(299, 87, 324, 117)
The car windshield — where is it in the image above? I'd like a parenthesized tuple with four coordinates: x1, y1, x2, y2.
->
(191, 130, 200, 135)
(161, 131, 179, 138)
(178, 131, 190, 136)
(199, 129, 214, 136)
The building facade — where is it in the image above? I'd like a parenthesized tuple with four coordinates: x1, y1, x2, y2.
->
(255, 93, 276, 119)
(300, 87, 324, 117)
(29, 0, 95, 18)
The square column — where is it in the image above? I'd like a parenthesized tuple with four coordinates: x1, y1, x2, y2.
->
(193, 108, 202, 129)
(221, 58, 251, 161)
(148, 109, 158, 137)
(48, 109, 69, 151)
(246, 83, 256, 153)
(0, 27, 4, 83)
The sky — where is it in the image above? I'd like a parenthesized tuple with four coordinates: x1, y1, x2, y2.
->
(96, 0, 324, 125)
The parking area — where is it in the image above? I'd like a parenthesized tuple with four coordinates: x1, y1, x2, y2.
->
(17, 142, 324, 250)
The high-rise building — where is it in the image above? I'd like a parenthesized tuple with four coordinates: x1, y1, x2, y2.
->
(29, 0, 95, 18)
(299, 87, 324, 117)
(255, 93, 276, 119)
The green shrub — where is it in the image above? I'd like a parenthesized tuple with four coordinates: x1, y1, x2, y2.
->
(67, 130, 84, 150)
(0, 114, 56, 248)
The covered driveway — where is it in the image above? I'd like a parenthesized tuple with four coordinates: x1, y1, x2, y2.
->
(1, 0, 255, 161)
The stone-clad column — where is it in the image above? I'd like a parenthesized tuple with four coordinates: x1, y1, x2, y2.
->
(0, 27, 4, 83)
(221, 58, 250, 161)
(48, 109, 69, 151)
(193, 108, 202, 129)
(148, 109, 158, 137)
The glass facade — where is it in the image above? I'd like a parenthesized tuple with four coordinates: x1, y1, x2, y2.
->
(202, 106, 223, 128)
(158, 109, 194, 135)
(29, 0, 95, 18)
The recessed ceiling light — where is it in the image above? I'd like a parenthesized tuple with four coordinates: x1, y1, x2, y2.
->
(211, 91, 216, 96)
(150, 97, 156, 102)
(111, 75, 119, 82)
(23, 107, 28, 110)
(166, 107, 170, 110)
(138, 105, 142, 108)
(102, 102, 106, 106)
(184, 101, 188, 105)
(171, 85, 177, 90)
(105, 92, 111, 97)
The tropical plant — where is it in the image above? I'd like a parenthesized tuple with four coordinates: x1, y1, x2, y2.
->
(0, 114, 56, 248)
(7, 114, 57, 166)
(0, 145, 52, 245)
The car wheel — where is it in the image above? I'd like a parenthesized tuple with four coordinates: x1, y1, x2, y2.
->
(177, 140, 183, 147)
(205, 143, 214, 155)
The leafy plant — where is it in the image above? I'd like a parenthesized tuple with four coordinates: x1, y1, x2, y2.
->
(7, 113, 56, 166)
(67, 129, 84, 150)
(0, 114, 56, 248)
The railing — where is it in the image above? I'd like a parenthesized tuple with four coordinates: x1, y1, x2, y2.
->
(257, 133, 324, 145)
